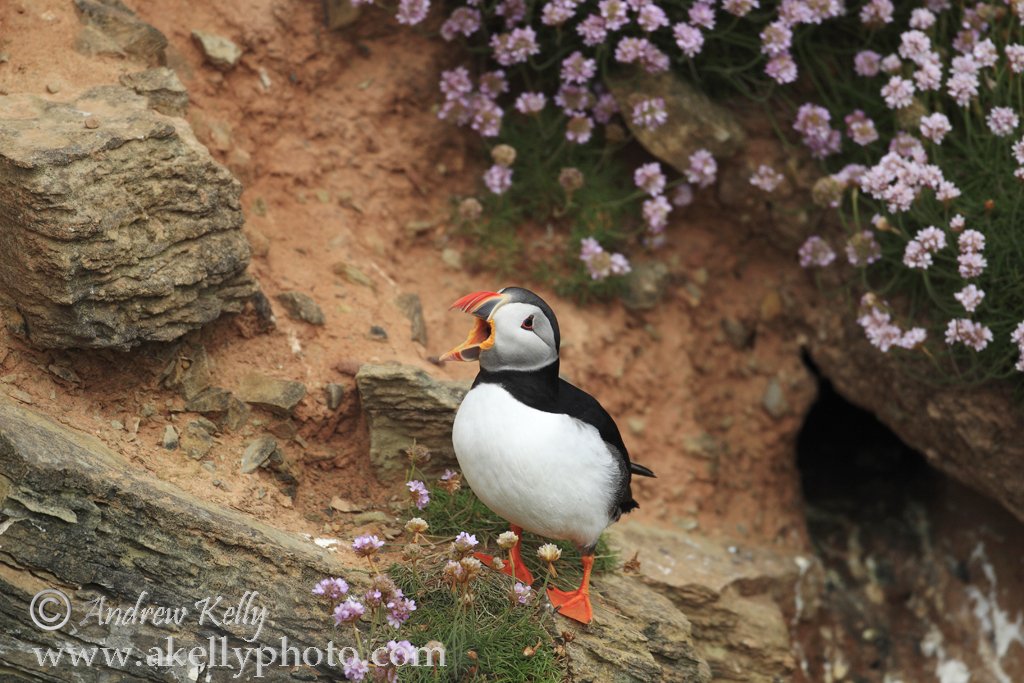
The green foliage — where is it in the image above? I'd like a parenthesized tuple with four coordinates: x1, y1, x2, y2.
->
(390, 561, 561, 682)
(420, 484, 619, 583)
(390, 482, 617, 680)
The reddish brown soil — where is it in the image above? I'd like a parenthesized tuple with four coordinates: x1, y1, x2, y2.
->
(0, 0, 816, 550)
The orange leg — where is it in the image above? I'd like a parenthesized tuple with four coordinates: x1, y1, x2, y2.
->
(547, 554, 594, 624)
(474, 525, 535, 585)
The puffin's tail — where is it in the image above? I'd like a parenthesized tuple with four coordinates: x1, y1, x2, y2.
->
(630, 462, 656, 478)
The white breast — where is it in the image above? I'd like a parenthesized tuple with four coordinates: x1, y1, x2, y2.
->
(452, 383, 619, 548)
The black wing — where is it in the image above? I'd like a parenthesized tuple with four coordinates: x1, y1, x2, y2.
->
(556, 378, 655, 516)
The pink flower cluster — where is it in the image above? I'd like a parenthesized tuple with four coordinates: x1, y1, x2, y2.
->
(857, 295, 927, 352)
(793, 104, 840, 159)
(579, 237, 631, 280)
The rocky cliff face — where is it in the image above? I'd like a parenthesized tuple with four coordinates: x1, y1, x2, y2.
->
(0, 86, 258, 349)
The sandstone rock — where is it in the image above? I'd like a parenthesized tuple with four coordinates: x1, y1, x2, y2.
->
(395, 292, 428, 345)
(161, 342, 212, 400)
(179, 420, 215, 460)
(762, 377, 789, 420)
(241, 436, 279, 474)
(184, 386, 233, 414)
(355, 364, 468, 471)
(565, 572, 711, 682)
(620, 261, 671, 311)
(236, 373, 306, 415)
(0, 398, 348, 681)
(275, 291, 325, 325)
(0, 87, 258, 349)
(325, 382, 345, 411)
(161, 424, 178, 450)
(611, 522, 823, 682)
(73, 0, 168, 65)
(323, 0, 361, 29)
(191, 30, 242, 70)
(606, 70, 745, 174)
(118, 67, 188, 117)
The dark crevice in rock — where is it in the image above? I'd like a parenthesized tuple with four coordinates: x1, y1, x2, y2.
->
(794, 357, 1024, 682)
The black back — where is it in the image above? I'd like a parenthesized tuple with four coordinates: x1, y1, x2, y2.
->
(473, 360, 646, 519)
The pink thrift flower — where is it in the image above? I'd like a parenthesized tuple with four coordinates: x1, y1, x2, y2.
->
(638, 3, 669, 32)
(490, 27, 540, 66)
(406, 480, 430, 509)
(600, 0, 629, 30)
(973, 39, 998, 68)
(902, 240, 932, 269)
(672, 183, 694, 207)
(765, 53, 798, 84)
(440, 67, 473, 99)
(919, 112, 951, 144)
(798, 236, 835, 268)
(561, 51, 596, 85)
(478, 71, 508, 98)
(631, 97, 667, 131)
(945, 319, 992, 351)
(722, 0, 757, 17)
(577, 15, 607, 46)
(674, 23, 704, 58)
(593, 93, 619, 124)
(879, 54, 901, 75)
(634, 162, 666, 196)
(688, 1, 715, 29)
(957, 252, 987, 278)
(958, 229, 985, 253)
(483, 164, 513, 194)
(1011, 321, 1024, 349)
(860, 0, 894, 26)
(1007, 45, 1024, 74)
(845, 110, 878, 146)
(566, 114, 594, 143)
(396, 0, 430, 25)
(987, 107, 1019, 137)
(1012, 138, 1024, 165)
(854, 50, 881, 77)
(643, 195, 672, 231)
(881, 75, 915, 109)
(440, 7, 481, 40)
(845, 231, 882, 266)
(915, 226, 946, 253)
(685, 149, 716, 188)
(541, 0, 578, 26)
(514, 91, 546, 114)
(760, 20, 791, 57)
(954, 285, 984, 313)
(909, 8, 935, 29)
(750, 164, 784, 192)
(470, 98, 503, 137)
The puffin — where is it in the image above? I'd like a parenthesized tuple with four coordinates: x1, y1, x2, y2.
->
(440, 286, 654, 624)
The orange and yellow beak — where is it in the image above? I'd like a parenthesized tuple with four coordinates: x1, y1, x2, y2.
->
(440, 291, 508, 362)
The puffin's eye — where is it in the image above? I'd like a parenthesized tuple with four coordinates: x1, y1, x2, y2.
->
(521, 315, 534, 330)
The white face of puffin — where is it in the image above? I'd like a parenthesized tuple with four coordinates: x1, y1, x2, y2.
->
(480, 302, 558, 372)
(439, 289, 560, 372)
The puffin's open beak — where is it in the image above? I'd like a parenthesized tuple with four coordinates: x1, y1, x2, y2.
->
(440, 291, 508, 362)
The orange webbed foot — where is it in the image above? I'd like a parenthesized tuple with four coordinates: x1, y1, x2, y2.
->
(546, 586, 593, 624)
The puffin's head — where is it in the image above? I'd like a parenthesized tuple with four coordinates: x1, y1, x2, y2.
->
(440, 286, 560, 372)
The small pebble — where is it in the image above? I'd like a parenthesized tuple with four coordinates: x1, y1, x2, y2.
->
(46, 82, 60, 94)
(84, 117, 100, 129)
(368, 325, 388, 341)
